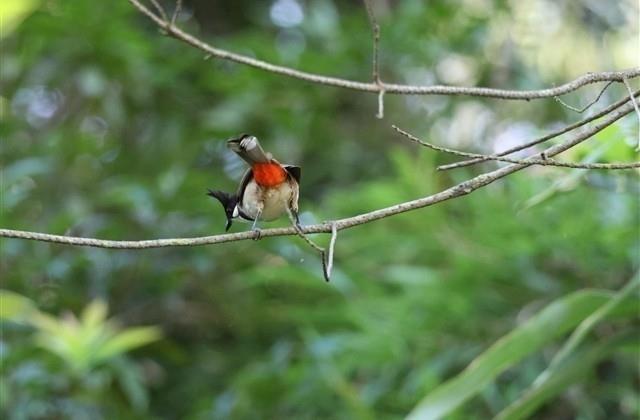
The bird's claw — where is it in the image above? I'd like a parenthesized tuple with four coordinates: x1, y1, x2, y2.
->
(252, 228, 262, 241)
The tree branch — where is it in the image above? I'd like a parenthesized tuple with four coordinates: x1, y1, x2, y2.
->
(363, 0, 385, 118)
(438, 89, 640, 171)
(393, 125, 640, 170)
(2, 100, 635, 250)
(126, 0, 640, 100)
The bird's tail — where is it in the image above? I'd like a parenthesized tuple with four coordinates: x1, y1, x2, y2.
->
(207, 189, 238, 231)
(227, 134, 271, 165)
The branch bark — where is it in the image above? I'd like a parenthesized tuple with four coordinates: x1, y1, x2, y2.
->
(3, 100, 635, 249)
(126, 0, 640, 100)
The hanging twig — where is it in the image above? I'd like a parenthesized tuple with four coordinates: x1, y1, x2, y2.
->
(324, 223, 338, 281)
(287, 210, 335, 281)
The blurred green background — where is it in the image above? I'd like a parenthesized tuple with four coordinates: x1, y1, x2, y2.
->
(1, 0, 639, 419)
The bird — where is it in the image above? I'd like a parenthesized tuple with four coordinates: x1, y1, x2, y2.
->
(207, 134, 301, 234)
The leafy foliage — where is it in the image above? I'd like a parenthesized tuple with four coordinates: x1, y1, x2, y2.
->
(1, 292, 161, 417)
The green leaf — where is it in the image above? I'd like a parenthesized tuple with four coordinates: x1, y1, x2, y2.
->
(405, 289, 639, 420)
(94, 327, 162, 362)
(0, 0, 40, 39)
(495, 333, 639, 420)
(546, 273, 639, 372)
(30, 311, 67, 335)
(111, 357, 149, 411)
(0, 290, 36, 322)
(81, 300, 109, 329)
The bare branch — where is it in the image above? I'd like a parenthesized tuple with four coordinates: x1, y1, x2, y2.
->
(148, 0, 168, 22)
(363, 0, 385, 118)
(622, 78, 640, 151)
(553, 81, 613, 113)
(393, 125, 640, 170)
(363, 0, 381, 85)
(125, 0, 640, 100)
(438, 89, 640, 171)
(2, 100, 635, 250)
(171, 0, 183, 26)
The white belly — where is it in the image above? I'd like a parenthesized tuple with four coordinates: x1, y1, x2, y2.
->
(240, 180, 294, 221)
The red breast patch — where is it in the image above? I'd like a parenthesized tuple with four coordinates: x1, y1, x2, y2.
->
(252, 163, 287, 187)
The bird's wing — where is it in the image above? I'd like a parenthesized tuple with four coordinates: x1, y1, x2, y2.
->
(236, 167, 254, 207)
(284, 165, 301, 183)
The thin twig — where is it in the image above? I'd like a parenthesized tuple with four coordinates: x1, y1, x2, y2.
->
(171, 0, 183, 26)
(554, 81, 613, 113)
(148, 0, 168, 22)
(622, 78, 640, 151)
(363, 0, 381, 84)
(394, 125, 640, 170)
(438, 89, 640, 171)
(288, 210, 323, 253)
(287, 209, 330, 281)
(125, 0, 640, 100)
(363, 0, 385, 118)
(2, 100, 636, 250)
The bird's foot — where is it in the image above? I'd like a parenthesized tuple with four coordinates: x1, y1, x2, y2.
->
(252, 227, 262, 241)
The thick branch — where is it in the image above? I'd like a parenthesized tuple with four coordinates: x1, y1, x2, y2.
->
(2, 100, 634, 249)
(126, 0, 640, 99)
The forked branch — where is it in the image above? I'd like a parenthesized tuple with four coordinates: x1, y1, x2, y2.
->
(393, 125, 640, 170)
(439, 89, 640, 171)
(125, 0, 640, 100)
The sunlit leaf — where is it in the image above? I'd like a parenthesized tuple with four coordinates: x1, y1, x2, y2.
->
(0, 290, 36, 322)
(80, 300, 108, 329)
(0, 0, 40, 39)
(94, 327, 162, 362)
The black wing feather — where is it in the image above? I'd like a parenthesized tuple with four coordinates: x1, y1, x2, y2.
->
(284, 165, 301, 183)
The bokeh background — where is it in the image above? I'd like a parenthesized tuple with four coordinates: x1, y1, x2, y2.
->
(2, 0, 639, 418)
